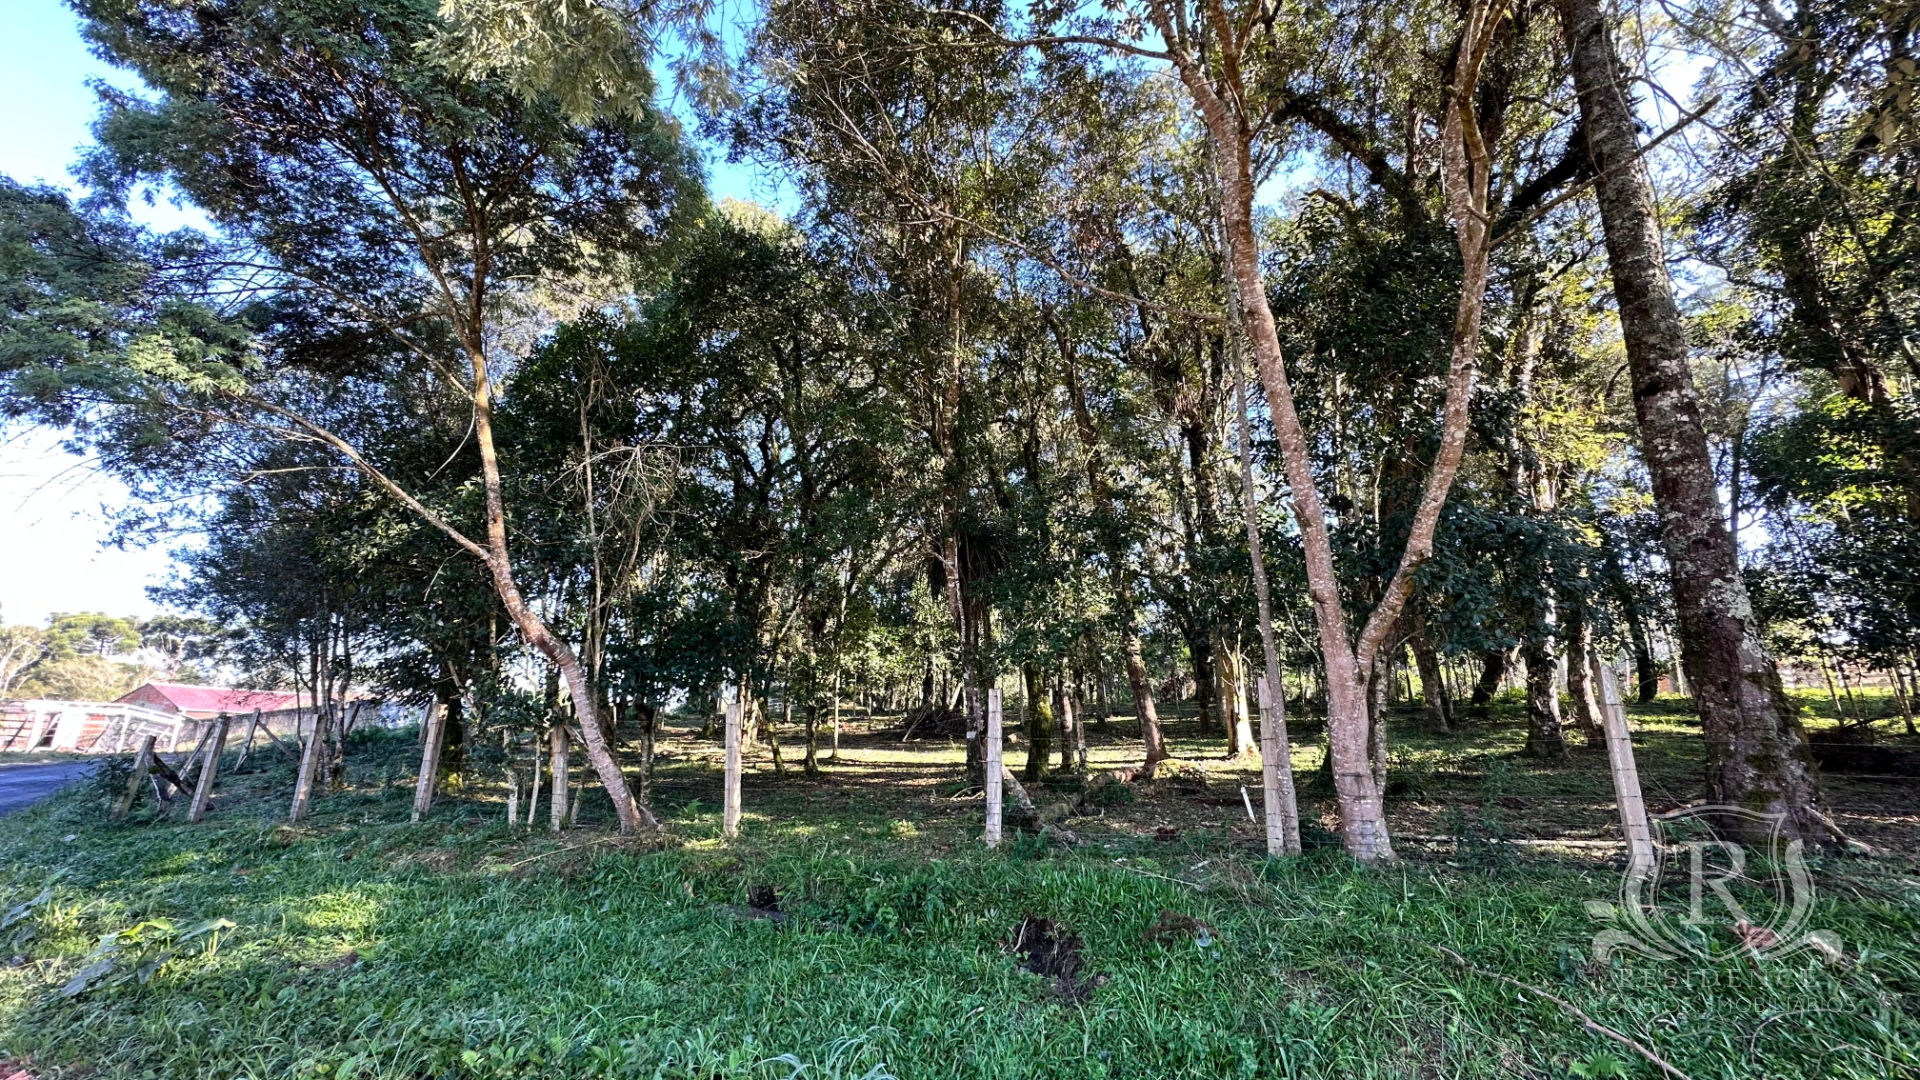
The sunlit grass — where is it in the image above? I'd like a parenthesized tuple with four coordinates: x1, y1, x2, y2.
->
(0, 718, 1914, 1079)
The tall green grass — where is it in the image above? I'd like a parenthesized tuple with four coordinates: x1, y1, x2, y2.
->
(0, 728, 1915, 1079)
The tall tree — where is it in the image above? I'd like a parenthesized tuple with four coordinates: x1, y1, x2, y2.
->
(1135, 0, 1508, 861)
(64, 0, 700, 831)
(1557, 0, 1834, 844)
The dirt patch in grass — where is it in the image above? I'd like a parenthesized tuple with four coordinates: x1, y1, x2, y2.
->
(716, 882, 790, 924)
(1008, 915, 1104, 1003)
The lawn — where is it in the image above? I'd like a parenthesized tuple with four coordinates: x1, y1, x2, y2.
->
(1, 702, 1916, 1079)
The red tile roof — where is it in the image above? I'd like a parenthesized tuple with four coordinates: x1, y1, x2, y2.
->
(117, 682, 301, 716)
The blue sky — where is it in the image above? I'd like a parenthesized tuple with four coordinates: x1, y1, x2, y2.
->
(0, 0, 177, 628)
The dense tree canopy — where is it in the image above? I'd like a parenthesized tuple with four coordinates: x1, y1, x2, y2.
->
(3, 0, 1912, 856)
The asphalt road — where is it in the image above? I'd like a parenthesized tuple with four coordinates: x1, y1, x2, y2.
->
(0, 761, 97, 815)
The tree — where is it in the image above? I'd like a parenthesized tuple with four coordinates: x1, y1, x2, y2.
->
(43, 612, 142, 659)
(1557, 0, 1835, 845)
(47, 0, 701, 831)
(0, 622, 44, 696)
(1129, 0, 1512, 861)
(138, 615, 219, 680)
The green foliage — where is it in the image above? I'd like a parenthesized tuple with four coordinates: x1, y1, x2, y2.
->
(10, 655, 149, 702)
(0, 612, 155, 701)
(43, 612, 142, 660)
(0, 175, 244, 425)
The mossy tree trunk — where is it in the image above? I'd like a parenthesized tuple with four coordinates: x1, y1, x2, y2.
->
(1559, 0, 1834, 844)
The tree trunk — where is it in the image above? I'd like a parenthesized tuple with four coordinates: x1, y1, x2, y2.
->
(1817, 654, 1844, 719)
(940, 533, 986, 775)
(325, 703, 346, 792)
(1522, 633, 1569, 760)
(637, 704, 657, 808)
(740, 681, 760, 750)
(1123, 624, 1166, 770)
(1407, 613, 1453, 732)
(1900, 661, 1919, 736)
(470, 366, 648, 831)
(1059, 341, 1165, 775)
(1154, 0, 1502, 859)
(804, 698, 821, 776)
(1215, 635, 1257, 756)
(1022, 664, 1054, 782)
(1635, 622, 1666, 707)
(1559, 0, 1834, 844)
(1367, 655, 1391, 794)
(1469, 648, 1508, 718)
(436, 683, 466, 782)
(1054, 673, 1082, 774)
(1183, 622, 1219, 736)
(770, 680, 788, 778)
(1566, 612, 1605, 749)
(1230, 333, 1302, 854)
(830, 665, 842, 761)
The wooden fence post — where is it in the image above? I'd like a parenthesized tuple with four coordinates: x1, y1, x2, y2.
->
(526, 734, 544, 829)
(257, 713, 297, 761)
(1593, 653, 1654, 876)
(188, 715, 231, 823)
(1256, 676, 1288, 856)
(113, 735, 158, 820)
(723, 698, 743, 838)
(289, 707, 324, 824)
(234, 709, 261, 770)
(411, 701, 446, 824)
(549, 725, 570, 832)
(984, 687, 1004, 848)
(148, 754, 186, 802)
(176, 722, 217, 789)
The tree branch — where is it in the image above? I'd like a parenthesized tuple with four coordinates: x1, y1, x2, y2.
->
(1271, 91, 1428, 223)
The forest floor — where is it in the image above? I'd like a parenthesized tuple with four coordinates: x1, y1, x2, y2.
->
(1, 695, 1916, 1079)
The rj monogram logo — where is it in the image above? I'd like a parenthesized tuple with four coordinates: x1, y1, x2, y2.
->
(1587, 806, 1841, 964)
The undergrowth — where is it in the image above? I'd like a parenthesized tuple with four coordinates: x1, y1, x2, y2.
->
(0, 723, 1916, 1079)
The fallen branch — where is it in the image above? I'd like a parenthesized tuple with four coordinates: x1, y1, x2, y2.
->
(1805, 807, 1885, 857)
(1001, 766, 1080, 846)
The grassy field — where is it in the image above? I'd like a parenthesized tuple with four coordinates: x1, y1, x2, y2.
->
(1, 699, 1917, 1080)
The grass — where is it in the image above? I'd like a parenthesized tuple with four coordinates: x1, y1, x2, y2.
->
(0, 705, 1917, 1080)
